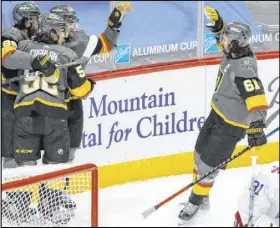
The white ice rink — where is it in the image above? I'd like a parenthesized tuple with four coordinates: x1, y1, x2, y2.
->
(2, 163, 275, 227)
(98, 164, 271, 227)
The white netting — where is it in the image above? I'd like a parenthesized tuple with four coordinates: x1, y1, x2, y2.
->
(2, 164, 97, 227)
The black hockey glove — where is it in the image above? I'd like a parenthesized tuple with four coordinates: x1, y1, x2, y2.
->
(31, 55, 57, 77)
(246, 121, 267, 147)
(108, 2, 133, 30)
(204, 6, 226, 34)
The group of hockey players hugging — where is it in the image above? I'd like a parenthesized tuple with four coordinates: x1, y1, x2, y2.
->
(1, 1, 133, 225)
(1, 2, 278, 227)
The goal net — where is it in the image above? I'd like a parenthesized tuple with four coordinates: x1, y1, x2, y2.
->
(1, 163, 98, 227)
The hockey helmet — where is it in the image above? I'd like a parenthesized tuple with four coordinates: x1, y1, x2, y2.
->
(13, 2, 40, 25)
(50, 5, 79, 24)
(39, 13, 68, 35)
(220, 22, 252, 53)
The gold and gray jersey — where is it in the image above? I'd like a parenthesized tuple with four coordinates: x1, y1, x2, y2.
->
(14, 40, 78, 119)
(2, 27, 29, 43)
(63, 27, 118, 102)
(1, 27, 31, 97)
(211, 54, 268, 129)
(64, 26, 119, 58)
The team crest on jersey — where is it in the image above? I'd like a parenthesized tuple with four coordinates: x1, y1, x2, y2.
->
(242, 59, 252, 69)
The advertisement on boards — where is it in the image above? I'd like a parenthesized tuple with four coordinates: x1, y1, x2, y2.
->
(3, 1, 277, 73)
(76, 59, 279, 166)
(76, 66, 207, 165)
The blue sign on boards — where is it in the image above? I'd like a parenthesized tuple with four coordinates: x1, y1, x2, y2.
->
(204, 33, 220, 53)
(115, 43, 131, 64)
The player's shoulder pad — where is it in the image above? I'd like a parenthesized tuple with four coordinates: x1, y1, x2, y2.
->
(231, 56, 257, 79)
(56, 45, 79, 62)
(76, 29, 89, 40)
(17, 40, 31, 51)
(2, 27, 25, 44)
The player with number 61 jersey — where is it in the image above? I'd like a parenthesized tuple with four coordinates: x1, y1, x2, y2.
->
(178, 6, 269, 223)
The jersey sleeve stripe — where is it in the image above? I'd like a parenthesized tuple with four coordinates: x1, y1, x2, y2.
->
(1, 46, 16, 61)
(99, 33, 111, 54)
(69, 80, 91, 98)
(245, 94, 268, 112)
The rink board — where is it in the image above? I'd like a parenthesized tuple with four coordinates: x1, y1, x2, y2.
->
(79, 52, 279, 188)
(98, 141, 279, 188)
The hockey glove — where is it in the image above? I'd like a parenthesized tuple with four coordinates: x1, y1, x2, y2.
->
(31, 55, 57, 77)
(246, 121, 267, 147)
(204, 6, 226, 34)
(108, 2, 133, 30)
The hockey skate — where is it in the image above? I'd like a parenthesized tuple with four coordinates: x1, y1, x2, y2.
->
(178, 196, 210, 226)
(179, 195, 210, 210)
(38, 183, 76, 225)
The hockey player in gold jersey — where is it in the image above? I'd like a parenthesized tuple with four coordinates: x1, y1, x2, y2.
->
(50, 2, 133, 162)
(13, 13, 94, 166)
(178, 6, 268, 223)
(1, 2, 41, 169)
(2, 13, 95, 225)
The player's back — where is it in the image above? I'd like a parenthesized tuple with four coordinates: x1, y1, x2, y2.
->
(14, 39, 78, 120)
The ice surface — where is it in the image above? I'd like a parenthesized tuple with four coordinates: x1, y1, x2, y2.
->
(98, 165, 270, 227)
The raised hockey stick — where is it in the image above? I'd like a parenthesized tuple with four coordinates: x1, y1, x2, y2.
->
(141, 127, 279, 218)
(1, 35, 98, 85)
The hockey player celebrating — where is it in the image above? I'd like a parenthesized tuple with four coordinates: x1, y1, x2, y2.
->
(49, 2, 133, 162)
(2, 13, 95, 225)
(1, 2, 41, 169)
(178, 6, 269, 223)
(234, 162, 279, 227)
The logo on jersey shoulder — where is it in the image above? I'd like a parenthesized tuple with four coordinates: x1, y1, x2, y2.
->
(115, 43, 131, 64)
(223, 64, 230, 73)
(242, 59, 252, 69)
(204, 33, 220, 53)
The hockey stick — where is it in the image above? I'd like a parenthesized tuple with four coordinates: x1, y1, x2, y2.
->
(141, 127, 279, 218)
(247, 156, 258, 227)
(1, 35, 98, 85)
